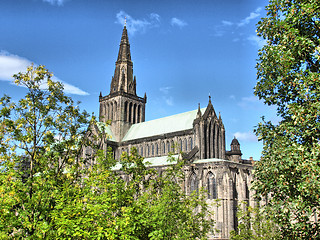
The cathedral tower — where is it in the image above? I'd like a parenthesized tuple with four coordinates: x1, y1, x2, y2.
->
(99, 25, 147, 141)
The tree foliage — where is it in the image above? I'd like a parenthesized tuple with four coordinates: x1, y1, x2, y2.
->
(0, 65, 214, 239)
(51, 149, 215, 239)
(230, 202, 279, 240)
(254, 0, 320, 239)
(0, 65, 90, 238)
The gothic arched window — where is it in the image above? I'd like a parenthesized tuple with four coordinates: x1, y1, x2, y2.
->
(124, 101, 128, 122)
(207, 172, 217, 199)
(179, 139, 182, 152)
(190, 173, 198, 194)
(137, 105, 141, 123)
(189, 137, 193, 149)
(156, 143, 158, 156)
(140, 146, 143, 156)
(113, 101, 117, 120)
(184, 138, 188, 151)
(167, 141, 170, 153)
(128, 102, 133, 123)
(152, 144, 154, 156)
(133, 104, 137, 124)
(171, 140, 174, 152)
(162, 142, 165, 154)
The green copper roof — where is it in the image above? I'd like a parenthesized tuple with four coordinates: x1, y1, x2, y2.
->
(122, 107, 206, 142)
(96, 122, 117, 142)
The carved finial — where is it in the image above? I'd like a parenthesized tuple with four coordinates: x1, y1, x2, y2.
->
(209, 94, 211, 103)
(99, 91, 102, 98)
(144, 92, 147, 103)
(197, 103, 202, 118)
(219, 112, 221, 119)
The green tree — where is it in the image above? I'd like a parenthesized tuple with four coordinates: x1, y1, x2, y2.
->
(0, 64, 90, 238)
(254, 0, 320, 239)
(230, 202, 279, 240)
(51, 148, 215, 239)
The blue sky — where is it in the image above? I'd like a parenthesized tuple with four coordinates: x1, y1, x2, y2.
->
(0, 0, 277, 160)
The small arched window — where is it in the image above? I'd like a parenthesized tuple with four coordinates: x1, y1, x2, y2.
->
(190, 173, 198, 194)
(156, 143, 159, 156)
(152, 144, 154, 156)
(207, 172, 217, 199)
(171, 140, 174, 152)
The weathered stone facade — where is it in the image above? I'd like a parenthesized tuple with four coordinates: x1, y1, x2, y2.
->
(98, 25, 254, 239)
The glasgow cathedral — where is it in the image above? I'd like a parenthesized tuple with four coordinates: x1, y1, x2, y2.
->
(97, 25, 254, 239)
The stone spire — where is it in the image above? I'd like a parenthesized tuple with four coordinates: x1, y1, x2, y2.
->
(117, 26, 131, 62)
(110, 25, 136, 95)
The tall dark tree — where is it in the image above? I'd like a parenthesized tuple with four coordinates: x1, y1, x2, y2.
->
(254, 0, 320, 239)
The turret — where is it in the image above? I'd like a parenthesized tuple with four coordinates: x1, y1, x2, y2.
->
(226, 137, 242, 162)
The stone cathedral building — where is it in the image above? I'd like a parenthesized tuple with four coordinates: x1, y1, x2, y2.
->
(98, 25, 254, 239)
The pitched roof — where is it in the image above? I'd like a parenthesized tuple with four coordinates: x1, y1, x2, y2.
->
(96, 122, 117, 142)
(122, 107, 206, 142)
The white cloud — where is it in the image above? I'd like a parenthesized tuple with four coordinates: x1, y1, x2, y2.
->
(150, 13, 161, 22)
(115, 11, 160, 35)
(0, 51, 89, 96)
(52, 77, 88, 95)
(214, 7, 263, 37)
(234, 131, 258, 142)
(160, 86, 172, 94)
(42, 0, 67, 6)
(163, 96, 173, 106)
(247, 35, 267, 48)
(238, 7, 262, 27)
(222, 20, 233, 26)
(171, 17, 187, 28)
(0, 51, 30, 81)
(237, 96, 262, 109)
(213, 28, 224, 37)
(160, 86, 174, 106)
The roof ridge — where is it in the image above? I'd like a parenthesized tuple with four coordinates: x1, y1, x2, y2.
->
(121, 107, 207, 142)
(134, 107, 207, 126)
